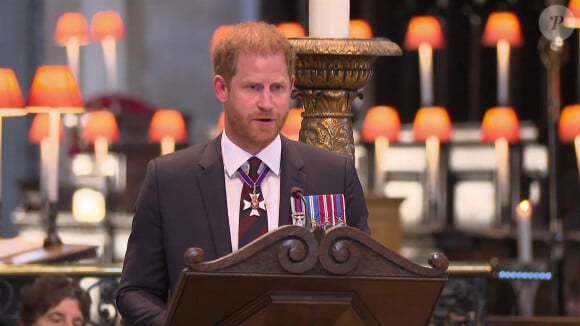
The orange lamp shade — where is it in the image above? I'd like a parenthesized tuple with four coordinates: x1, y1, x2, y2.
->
(28, 114, 65, 144)
(281, 107, 303, 138)
(215, 112, 225, 135)
(567, 0, 580, 28)
(361, 106, 400, 142)
(569, 0, 580, 16)
(349, 19, 373, 38)
(26, 65, 84, 113)
(413, 106, 452, 142)
(559, 104, 580, 142)
(82, 110, 119, 144)
(210, 25, 234, 53)
(0, 68, 25, 116)
(481, 106, 520, 143)
(148, 109, 187, 142)
(54, 12, 89, 45)
(404, 16, 445, 50)
(277, 22, 306, 38)
(482, 11, 523, 47)
(90, 10, 125, 41)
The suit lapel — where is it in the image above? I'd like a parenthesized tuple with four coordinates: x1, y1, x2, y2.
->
(279, 137, 307, 226)
(196, 136, 307, 256)
(198, 137, 233, 257)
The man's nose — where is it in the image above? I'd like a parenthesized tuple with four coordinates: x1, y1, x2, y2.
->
(258, 89, 274, 109)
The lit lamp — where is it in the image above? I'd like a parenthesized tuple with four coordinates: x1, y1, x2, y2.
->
(210, 25, 234, 54)
(516, 199, 533, 264)
(82, 110, 119, 174)
(405, 16, 445, 106)
(90, 10, 124, 91)
(281, 107, 303, 141)
(26, 65, 84, 247)
(349, 19, 373, 38)
(72, 188, 106, 223)
(361, 106, 400, 195)
(482, 106, 520, 227)
(0, 68, 26, 218)
(413, 106, 451, 225)
(277, 22, 306, 38)
(148, 109, 187, 155)
(482, 11, 523, 106)
(28, 114, 65, 206)
(54, 12, 89, 79)
(560, 104, 580, 178)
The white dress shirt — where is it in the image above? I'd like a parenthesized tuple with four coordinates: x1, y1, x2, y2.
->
(221, 131, 281, 251)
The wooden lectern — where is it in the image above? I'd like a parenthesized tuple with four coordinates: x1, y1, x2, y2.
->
(164, 225, 448, 325)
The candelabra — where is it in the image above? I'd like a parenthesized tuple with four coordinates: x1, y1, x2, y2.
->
(288, 38, 401, 160)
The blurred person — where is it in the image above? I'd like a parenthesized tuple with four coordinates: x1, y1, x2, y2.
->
(18, 274, 91, 326)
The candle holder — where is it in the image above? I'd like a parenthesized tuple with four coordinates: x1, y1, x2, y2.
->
(43, 201, 63, 247)
(288, 38, 401, 160)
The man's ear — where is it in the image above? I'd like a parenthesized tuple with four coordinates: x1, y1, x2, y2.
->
(290, 75, 295, 91)
(213, 75, 228, 102)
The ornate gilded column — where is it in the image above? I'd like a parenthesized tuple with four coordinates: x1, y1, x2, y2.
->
(289, 38, 401, 160)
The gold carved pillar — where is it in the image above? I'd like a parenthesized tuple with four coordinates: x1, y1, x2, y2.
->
(289, 38, 401, 159)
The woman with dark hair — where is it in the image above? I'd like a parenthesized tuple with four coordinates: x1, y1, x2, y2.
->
(18, 274, 91, 326)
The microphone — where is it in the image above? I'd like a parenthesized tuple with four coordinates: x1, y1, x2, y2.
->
(291, 187, 312, 230)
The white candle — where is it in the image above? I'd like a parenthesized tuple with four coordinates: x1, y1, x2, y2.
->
(65, 38, 81, 80)
(102, 36, 118, 91)
(418, 43, 434, 106)
(495, 138, 510, 208)
(497, 39, 510, 106)
(309, 0, 350, 38)
(40, 137, 49, 200)
(517, 200, 533, 264)
(425, 136, 440, 203)
(160, 136, 176, 155)
(47, 111, 61, 202)
(94, 136, 109, 175)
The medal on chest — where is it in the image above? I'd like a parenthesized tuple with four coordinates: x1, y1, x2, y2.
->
(238, 161, 270, 217)
(242, 187, 267, 216)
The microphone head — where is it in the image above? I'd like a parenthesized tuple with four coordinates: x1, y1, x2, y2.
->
(290, 187, 305, 197)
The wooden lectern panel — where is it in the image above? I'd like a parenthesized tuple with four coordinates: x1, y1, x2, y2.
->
(165, 225, 448, 325)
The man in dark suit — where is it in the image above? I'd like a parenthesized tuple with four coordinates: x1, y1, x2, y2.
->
(116, 21, 369, 325)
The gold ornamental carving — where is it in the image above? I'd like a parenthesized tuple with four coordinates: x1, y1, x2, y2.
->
(289, 38, 402, 159)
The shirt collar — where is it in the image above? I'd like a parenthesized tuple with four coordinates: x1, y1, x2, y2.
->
(221, 131, 281, 179)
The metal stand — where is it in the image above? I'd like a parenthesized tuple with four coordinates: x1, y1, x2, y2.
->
(539, 35, 569, 316)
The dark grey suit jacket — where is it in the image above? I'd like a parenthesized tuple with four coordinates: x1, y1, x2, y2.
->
(116, 135, 369, 325)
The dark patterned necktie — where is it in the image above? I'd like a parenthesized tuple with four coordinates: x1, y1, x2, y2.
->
(238, 157, 269, 248)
